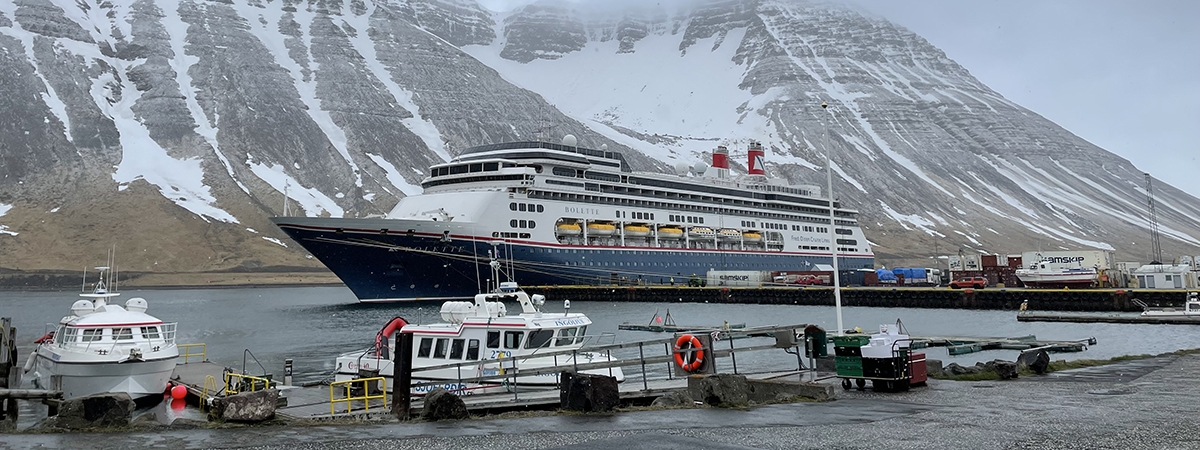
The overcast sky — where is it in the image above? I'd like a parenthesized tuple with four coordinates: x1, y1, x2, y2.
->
(477, 0, 1200, 199)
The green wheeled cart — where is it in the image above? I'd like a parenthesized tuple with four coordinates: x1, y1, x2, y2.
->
(833, 335, 913, 392)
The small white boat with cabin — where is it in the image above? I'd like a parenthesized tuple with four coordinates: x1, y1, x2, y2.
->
(334, 282, 624, 395)
(1139, 291, 1200, 317)
(25, 266, 179, 400)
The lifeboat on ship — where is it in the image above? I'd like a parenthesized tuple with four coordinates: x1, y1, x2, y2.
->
(586, 222, 616, 236)
(718, 228, 742, 239)
(657, 227, 684, 239)
(688, 227, 715, 238)
(742, 231, 763, 242)
(555, 223, 582, 236)
(623, 224, 651, 237)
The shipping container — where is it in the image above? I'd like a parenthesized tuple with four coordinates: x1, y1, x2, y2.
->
(707, 270, 770, 287)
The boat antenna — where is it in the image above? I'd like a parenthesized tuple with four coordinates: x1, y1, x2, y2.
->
(81, 266, 87, 293)
(1145, 173, 1163, 264)
(283, 180, 290, 217)
(822, 101, 844, 336)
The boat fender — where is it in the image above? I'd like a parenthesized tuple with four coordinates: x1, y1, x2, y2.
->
(673, 334, 705, 373)
(23, 352, 37, 373)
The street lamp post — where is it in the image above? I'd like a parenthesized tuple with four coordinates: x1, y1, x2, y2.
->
(822, 102, 843, 336)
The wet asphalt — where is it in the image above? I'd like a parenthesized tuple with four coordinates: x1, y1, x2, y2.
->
(4, 354, 1199, 450)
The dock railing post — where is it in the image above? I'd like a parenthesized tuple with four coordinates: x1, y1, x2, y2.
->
(638, 343, 648, 391)
(665, 342, 673, 380)
(393, 332, 413, 420)
(728, 333, 738, 375)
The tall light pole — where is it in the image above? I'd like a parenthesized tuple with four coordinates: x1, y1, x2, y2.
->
(822, 101, 843, 336)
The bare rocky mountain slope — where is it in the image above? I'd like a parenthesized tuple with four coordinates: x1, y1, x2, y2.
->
(0, 0, 1196, 275)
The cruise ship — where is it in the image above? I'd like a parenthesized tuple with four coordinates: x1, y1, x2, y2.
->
(271, 138, 875, 302)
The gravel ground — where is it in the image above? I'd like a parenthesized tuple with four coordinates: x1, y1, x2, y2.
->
(5, 354, 1199, 450)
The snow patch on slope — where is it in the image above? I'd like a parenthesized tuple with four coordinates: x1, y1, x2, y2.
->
(0, 202, 13, 236)
(878, 201, 941, 236)
(44, 3, 240, 223)
(464, 27, 760, 162)
(158, 0, 249, 196)
(247, 157, 344, 217)
(365, 153, 422, 196)
(341, 2, 449, 164)
(0, 11, 74, 144)
(231, 2, 363, 189)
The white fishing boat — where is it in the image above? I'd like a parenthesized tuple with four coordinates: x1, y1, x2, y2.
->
(25, 266, 178, 400)
(334, 273, 624, 395)
(1139, 292, 1200, 317)
(1015, 262, 1098, 288)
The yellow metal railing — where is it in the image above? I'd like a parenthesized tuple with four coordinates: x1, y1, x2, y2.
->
(202, 375, 218, 411)
(224, 372, 271, 395)
(178, 343, 207, 364)
(329, 377, 388, 415)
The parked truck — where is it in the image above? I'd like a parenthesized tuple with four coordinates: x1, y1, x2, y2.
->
(892, 268, 942, 287)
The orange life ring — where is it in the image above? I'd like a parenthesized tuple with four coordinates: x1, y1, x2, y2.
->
(673, 334, 705, 373)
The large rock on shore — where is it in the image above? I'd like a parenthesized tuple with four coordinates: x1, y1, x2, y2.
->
(1018, 349, 1051, 374)
(52, 392, 135, 429)
(423, 388, 468, 421)
(210, 389, 278, 422)
(559, 372, 620, 413)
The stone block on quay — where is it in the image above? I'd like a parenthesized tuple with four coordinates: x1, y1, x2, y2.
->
(423, 388, 468, 421)
(210, 389, 278, 423)
(559, 372, 620, 413)
(52, 392, 135, 429)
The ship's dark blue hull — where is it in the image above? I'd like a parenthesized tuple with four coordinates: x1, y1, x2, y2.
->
(277, 223, 874, 302)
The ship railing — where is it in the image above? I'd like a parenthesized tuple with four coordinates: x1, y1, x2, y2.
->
(399, 324, 813, 398)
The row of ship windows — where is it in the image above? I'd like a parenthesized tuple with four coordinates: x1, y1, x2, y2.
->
(526, 190, 856, 228)
(430, 162, 504, 177)
(668, 214, 704, 224)
(616, 211, 655, 220)
(509, 203, 545, 213)
(522, 247, 864, 255)
(492, 232, 532, 239)
(415, 328, 588, 361)
(510, 219, 537, 229)
(556, 257, 867, 268)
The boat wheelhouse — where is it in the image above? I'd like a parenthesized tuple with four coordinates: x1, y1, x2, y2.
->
(273, 138, 875, 302)
(334, 284, 623, 395)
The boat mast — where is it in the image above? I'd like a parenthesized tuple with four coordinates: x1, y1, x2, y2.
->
(822, 102, 844, 336)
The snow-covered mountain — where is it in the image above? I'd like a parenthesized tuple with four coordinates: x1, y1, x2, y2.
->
(0, 0, 1196, 273)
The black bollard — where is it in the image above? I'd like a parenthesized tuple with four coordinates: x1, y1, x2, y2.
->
(393, 332, 413, 420)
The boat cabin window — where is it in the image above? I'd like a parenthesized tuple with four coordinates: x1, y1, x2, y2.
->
(82, 328, 103, 342)
(113, 328, 133, 341)
(1190, 303, 1199, 312)
(450, 339, 466, 359)
(467, 339, 480, 360)
(555, 328, 578, 346)
(525, 329, 554, 349)
(504, 331, 524, 350)
(140, 326, 160, 340)
(417, 338, 434, 358)
(61, 328, 79, 344)
(433, 338, 450, 358)
(487, 331, 501, 349)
